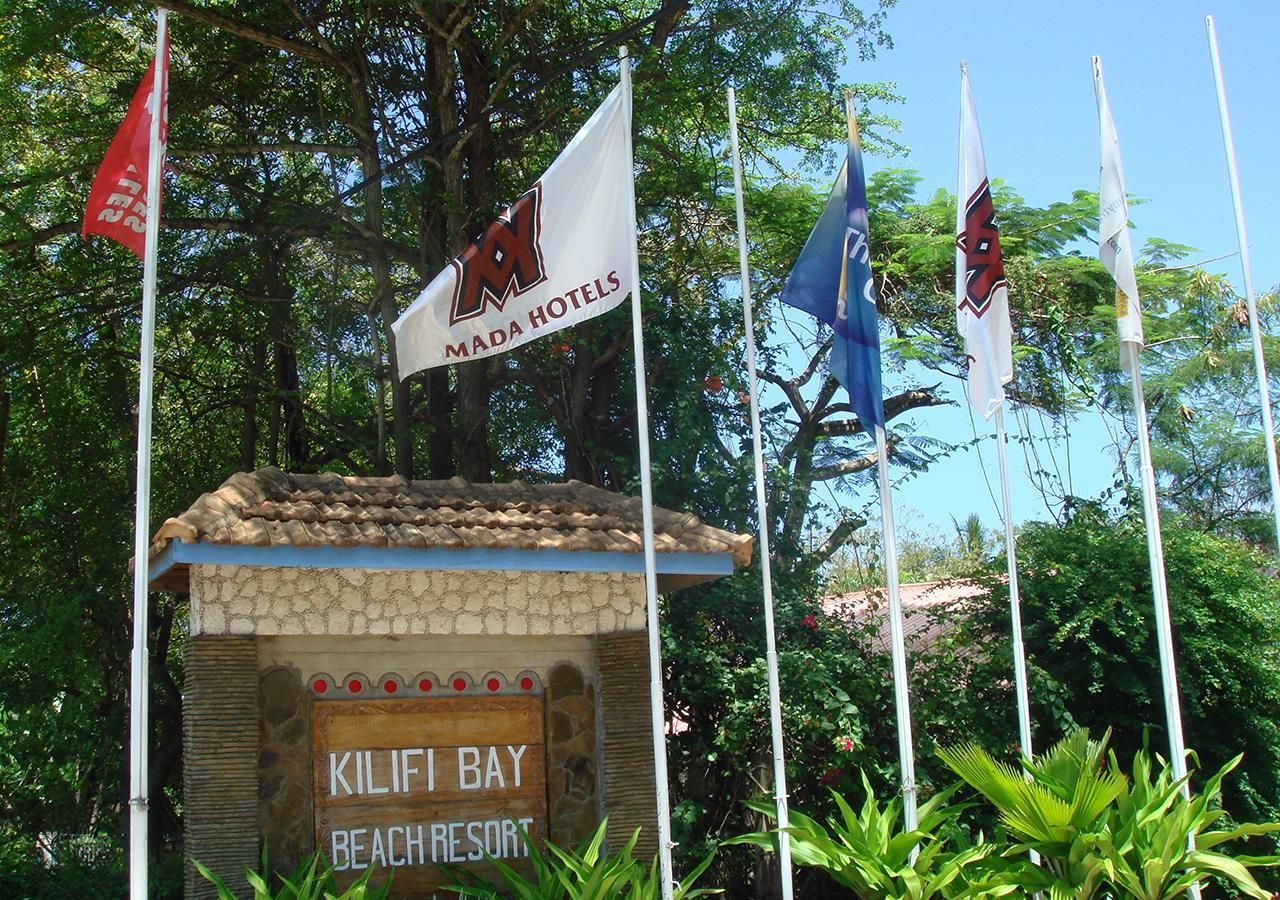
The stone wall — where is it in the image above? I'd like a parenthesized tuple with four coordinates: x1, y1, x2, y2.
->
(545, 662, 600, 845)
(190, 565, 645, 637)
(258, 667, 312, 877)
(185, 636, 259, 899)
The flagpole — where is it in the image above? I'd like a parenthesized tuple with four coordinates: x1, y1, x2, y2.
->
(129, 8, 168, 899)
(619, 46, 675, 900)
(1127, 343, 1201, 900)
(726, 85, 795, 899)
(994, 410, 1034, 764)
(841, 89, 917, 833)
(1205, 15, 1280, 557)
(873, 425, 918, 831)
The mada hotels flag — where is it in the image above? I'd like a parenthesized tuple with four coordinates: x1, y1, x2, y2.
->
(82, 42, 170, 259)
(393, 84, 633, 377)
(1092, 57, 1144, 369)
(956, 64, 1012, 420)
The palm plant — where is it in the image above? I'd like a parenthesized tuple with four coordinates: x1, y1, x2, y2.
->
(938, 727, 1280, 898)
(195, 847, 392, 900)
(937, 728, 1123, 897)
(441, 819, 720, 900)
(727, 772, 1003, 899)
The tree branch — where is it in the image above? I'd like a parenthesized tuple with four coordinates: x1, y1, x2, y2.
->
(810, 436, 898, 483)
(146, 0, 354, 74)
(169, 143, 361, 158)
(809, 516, 868, 567)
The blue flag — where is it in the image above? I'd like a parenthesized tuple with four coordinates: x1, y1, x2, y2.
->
(780, 138, 884, 429)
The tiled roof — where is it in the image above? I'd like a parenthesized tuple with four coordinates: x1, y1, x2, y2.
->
(150, 467, 753, 569)
(821, 579, 989, 652)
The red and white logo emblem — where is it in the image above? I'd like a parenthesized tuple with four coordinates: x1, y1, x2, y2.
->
(449, 184, 547, 325)
(956, 179, 1006, 318)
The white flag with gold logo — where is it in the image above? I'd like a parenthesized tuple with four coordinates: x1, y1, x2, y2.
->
(1092, 57, 1143, 370)
(393, 84, 634, 378)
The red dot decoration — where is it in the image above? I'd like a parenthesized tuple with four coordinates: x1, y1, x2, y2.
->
(453, 678, 467, 691)
(419, 679, 433, 692)
(486, 678, 501, 692)
(383, 679, 398, 693)
(348, 679, 362, 693)
(520, 677, 534, 691)
(313, 679, 328, 694)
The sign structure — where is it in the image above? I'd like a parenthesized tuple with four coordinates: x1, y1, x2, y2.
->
(313, 696, 547, 896)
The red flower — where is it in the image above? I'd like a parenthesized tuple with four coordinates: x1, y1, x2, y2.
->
(801, 613, 819, 630)
(704, 375, 723, 393)
(819, 767, 843, 786)
(839, 737, 854, 752)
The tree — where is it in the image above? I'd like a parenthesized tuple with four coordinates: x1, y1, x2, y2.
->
(953, 504, 1280, 831)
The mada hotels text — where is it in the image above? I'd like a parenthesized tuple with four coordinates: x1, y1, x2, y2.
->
(392, 83, 635, 376)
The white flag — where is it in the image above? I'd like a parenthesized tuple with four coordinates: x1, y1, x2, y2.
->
(1092, 57, 1143, 369)
(955, 64, 1013, 420)
(393, 84, 635, 377)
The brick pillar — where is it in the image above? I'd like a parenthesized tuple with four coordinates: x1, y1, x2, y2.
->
(595, 631, 659, 860)
(184, 635, 259, 899)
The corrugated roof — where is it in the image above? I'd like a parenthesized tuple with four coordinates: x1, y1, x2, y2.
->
(149, 466, 753, 572)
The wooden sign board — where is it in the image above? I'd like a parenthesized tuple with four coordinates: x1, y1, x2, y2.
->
(312, 696, 547, 897)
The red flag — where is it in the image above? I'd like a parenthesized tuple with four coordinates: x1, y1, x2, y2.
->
(82, 42, 169, 259)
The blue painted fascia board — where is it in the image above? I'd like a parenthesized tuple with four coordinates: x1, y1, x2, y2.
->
(150, 539, 734, 581)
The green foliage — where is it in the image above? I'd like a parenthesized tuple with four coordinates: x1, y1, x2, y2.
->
(728, 773, 998, 899)
(938, 729, 1123, 897)
(1099, 747, 1280, 899)
(195, 847, 392, 900)
(0, 1, 906, 882)
(825, 514, 998, 593)
(954, 506, 1280, 831)
(937, 728, 1280, 899)
(442, 820, 720, 899)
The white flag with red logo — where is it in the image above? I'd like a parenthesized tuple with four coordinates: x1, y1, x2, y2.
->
(393, 84, 635, 377)
(955, 65, 1013, 419)
(82, 41, 169, 259)
(1093, 57, 1143, 370)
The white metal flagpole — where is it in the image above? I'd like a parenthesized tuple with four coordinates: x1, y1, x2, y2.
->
(618, 46, 676, 900)
(1126, 342, 1200, 900)
(129, 8, 168, 899)
(994, 411, 1036, 769)
(843, 87, 918, 833)
(874, 424, 919, 832)
(1205, 15, 1280, 557)
(726, 85, 794, 899)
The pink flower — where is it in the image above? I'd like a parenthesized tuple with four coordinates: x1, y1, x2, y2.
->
(839, 737, 854, 752)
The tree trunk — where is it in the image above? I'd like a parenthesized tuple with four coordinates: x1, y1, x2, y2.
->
(241, 338, 265, 472)
(261, 241, 306, 469)
(350, 62, 413, 478)
(0, 386, 8, 484)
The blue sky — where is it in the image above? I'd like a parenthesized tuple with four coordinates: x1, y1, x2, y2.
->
(827, 0, 1279, 534)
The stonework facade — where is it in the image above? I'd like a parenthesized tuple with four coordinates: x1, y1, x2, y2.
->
(257, 666, 313, 878)
(189, 564, 646, 637)
(545, 662, 600, 845)
(182, 565, 660, 897)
